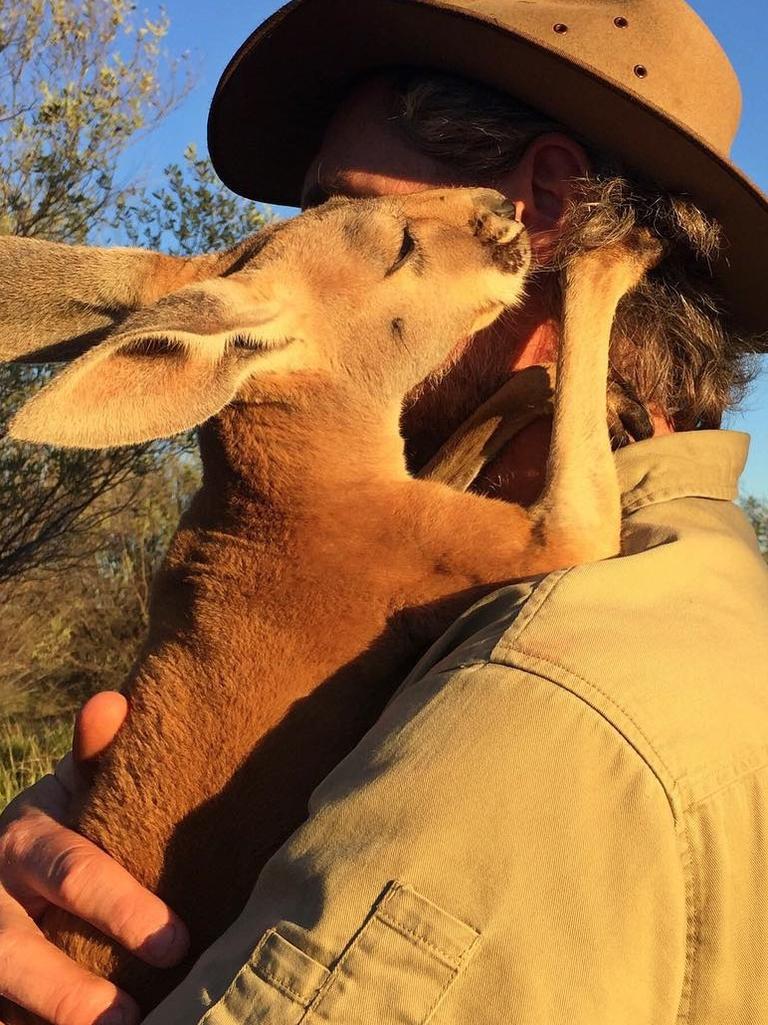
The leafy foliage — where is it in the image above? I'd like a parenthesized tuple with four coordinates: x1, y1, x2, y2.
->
(742, 495, 768, 559)
(0, 1, 269, 586)
(0, 364, 190, 583)
(0, 437, 201, 800)
(0, 0, 190, 243)
(117, 143, 271, 256)
(0, 456, 200, 711)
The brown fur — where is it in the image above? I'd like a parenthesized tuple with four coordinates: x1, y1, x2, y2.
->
(2, 188, 660, 1012)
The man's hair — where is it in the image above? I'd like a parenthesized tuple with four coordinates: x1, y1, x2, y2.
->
(393, 70, 757, 431)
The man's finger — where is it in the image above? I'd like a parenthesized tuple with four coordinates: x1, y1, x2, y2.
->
(0, 914, 140, 1025)
(11, 819, 188, 968)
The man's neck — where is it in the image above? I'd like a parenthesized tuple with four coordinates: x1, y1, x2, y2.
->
(401, 296, 674, 507)
(401, 299, 556, 471)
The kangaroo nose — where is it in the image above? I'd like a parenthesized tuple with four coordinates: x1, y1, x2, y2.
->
(469, 188, 519, 218)
(470, 189, 525, 242)
(469, 191, 531, 275)
(473, 203, 527, 247)
(491, 199, 521, 222)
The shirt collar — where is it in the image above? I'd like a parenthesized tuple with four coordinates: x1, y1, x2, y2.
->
(616, 430, 750, 516)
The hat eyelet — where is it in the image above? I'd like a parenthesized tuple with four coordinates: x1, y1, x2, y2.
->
(553, 22, 568, 34)
(614, 16, 629, 28)
(634, 64, 649, 79)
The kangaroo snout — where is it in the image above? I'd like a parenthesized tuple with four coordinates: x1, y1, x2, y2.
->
(470, 191, 531, 274)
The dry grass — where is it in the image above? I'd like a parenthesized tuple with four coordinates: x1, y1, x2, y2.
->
(0, 714, 72, 806)
(0, 460, 200, 808)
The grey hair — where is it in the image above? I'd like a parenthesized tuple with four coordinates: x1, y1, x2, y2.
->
(393, 69, 757, 431)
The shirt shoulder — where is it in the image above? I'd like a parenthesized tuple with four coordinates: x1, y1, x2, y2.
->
(146, 659, 689, 1025)
(402, 491, 768, 812)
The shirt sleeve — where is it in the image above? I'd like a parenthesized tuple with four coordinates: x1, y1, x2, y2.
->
(145, 659, 688, 1025)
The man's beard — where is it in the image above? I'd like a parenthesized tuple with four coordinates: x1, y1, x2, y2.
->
(400, 311, 523, 475)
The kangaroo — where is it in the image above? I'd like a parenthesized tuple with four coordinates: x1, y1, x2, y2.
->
(1, 187, 661, 1012)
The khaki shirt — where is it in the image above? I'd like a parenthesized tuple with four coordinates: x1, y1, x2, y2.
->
(145, 429, 768, 1025)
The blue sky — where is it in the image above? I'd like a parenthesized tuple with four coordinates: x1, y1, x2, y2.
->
(126, 0, 767, 496)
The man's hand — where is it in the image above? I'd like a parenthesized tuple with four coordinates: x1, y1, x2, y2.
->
(0, 694, 189, 1025)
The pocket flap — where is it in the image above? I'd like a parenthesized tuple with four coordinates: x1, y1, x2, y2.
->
(202, 928, 330, 1025)
(374, 884, 479, 971)
(252, 930, 331, 1007)
(303, 881, 479, 1024)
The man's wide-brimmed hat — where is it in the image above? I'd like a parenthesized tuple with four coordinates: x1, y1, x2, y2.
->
(208, 0, 768, 340)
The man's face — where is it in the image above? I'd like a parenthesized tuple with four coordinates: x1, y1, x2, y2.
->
(300, 73, 543, 471)
(301, 75, 476, 211)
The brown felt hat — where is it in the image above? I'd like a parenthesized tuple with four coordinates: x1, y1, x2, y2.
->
(208, 0, 768, 340)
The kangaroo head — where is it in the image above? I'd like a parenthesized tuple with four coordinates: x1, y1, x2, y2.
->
(244, 188, 530, 396)
(8, 188, 530, 449)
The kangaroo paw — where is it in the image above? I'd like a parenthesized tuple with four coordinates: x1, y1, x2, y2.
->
(607, 377, 654, 450)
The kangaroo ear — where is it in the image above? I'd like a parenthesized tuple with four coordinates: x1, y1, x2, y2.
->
(0, 230, 278, 364)
(9, 279, 289, 448)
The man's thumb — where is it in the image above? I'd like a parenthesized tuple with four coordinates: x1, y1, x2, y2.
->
(73, 692, 128, 779)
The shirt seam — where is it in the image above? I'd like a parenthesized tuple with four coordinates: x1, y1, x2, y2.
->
(492, 570, 682, 817)
(622, 483, 736, 515)
(675, 761, 768, 1023)
(390, 573, 558, 703)
(254, 964, 311, 1006)
(492, 567, 768, 813)
(376, 910, 463, 970)
(676, 817, 698, 1025)
(488, 569, 571, 651)
(686, 757, 768, 811)
(488, 649, 681, 822)
(470, 652, 693, 1024)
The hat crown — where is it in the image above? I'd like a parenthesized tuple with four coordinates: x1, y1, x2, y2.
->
(459, 0, 741, 155)
(208, 0, 767, 335)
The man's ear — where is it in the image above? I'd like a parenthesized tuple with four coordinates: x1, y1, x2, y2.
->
(496, 133, 591, 261)
(9, 278, 290, 449)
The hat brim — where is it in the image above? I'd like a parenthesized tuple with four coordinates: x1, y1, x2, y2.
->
(208, 0, 768, 341)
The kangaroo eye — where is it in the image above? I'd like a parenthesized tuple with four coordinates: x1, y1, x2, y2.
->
(387, 225, 417, 275)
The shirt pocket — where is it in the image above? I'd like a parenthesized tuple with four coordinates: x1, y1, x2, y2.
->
(201, 882, 479, 1025)
(201, 928, 331, 1025)
(302, 881, 479, 1025)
